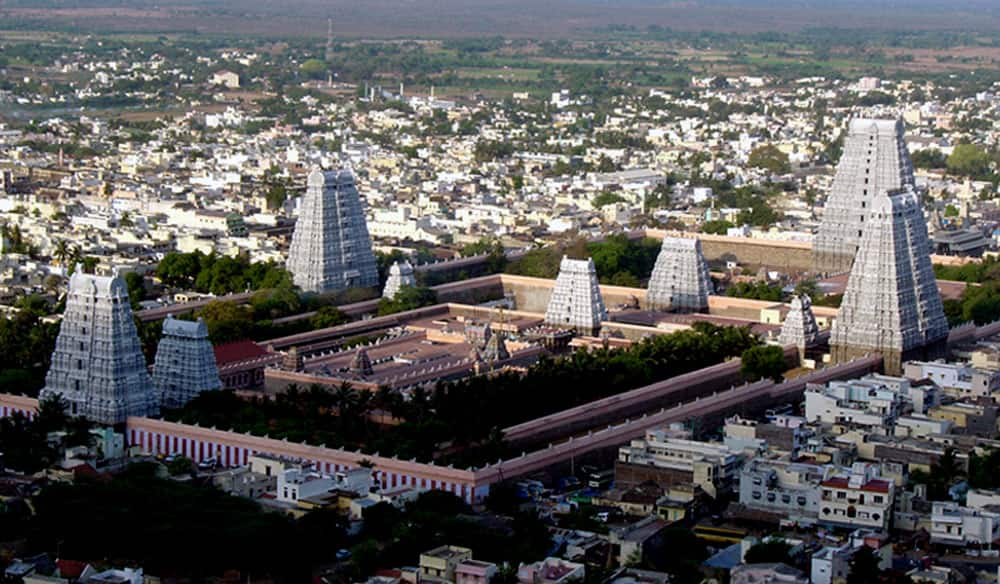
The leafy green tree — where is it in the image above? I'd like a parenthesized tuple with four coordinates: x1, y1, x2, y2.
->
(741, 345, 787, 382)
(196, 301, 255, 343)
(593, 191, 627, 208)
(911, 149, 947, 170)
(299, 58, 328, 79)
(725, 281, 783, 302)
(947, 144, 992, 178)
(702, 219, 734, 235)
(124, 272, 145, 309)
(377, 286, 438, 316)
(748, 144, 791, 174)
(793, 279, 819, 301)
(310, 306, 350, 329)
(167, 456, 194, 476)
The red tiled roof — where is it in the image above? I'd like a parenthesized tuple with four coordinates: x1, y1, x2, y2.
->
(214, 340, 268, 365)
(820, 477, 892, 493)
(57, 559, 88, 579)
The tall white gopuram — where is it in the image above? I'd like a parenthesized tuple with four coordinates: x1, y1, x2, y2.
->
(830, 189, 949, 375)
(814, 118, 916, 273)
(383, 260, 416, 299)
(287, 168, 379, 293)
(151, 315, 222, 409)
(40, 267, 158, 424)
(544, 256, 607, 335)
(646, 237, 713, 312)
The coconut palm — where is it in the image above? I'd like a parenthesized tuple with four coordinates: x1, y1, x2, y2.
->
(53, 239, 72, 267)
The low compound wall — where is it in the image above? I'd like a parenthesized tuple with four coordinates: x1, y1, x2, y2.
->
(126, 417, 485, 502)
(475, 355, 883, 484)
(502, 345, 799, 448)
(0, 354, 878, 501)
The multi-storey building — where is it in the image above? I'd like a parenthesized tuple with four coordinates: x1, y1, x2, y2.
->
(738, 459, 825, 522)
(904, 360, 1000, 399)
(818, 463, 894, 530)
(617, 427, 744, 498)
(804, 378, 905, 431)
(930, 502, 1000, 547)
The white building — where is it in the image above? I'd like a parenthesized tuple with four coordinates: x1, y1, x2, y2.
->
(739, 459, 824, 522)
(818, 463, 894, 530)
(930, 502, 1000, 547)
(804, 378, 905, 430)
(904, 360, 1000, 399)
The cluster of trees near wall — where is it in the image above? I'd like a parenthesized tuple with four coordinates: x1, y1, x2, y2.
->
(171, 322, 765, 465)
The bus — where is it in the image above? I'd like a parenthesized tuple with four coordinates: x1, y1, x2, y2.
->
(692, 524, 749, 545)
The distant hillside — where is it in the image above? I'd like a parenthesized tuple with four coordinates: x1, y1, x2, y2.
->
(2, 0, 998, 37)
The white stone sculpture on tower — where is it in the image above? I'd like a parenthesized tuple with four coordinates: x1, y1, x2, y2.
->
(646, 236, 713, 312)
(287, 167, 379, 293)
(40, 267, 159, 424)
(383, 260, 416, 299)
(544, 256, 607, 335)
(778, 294, 820, 349)
(830, 188, 949, 375)
(151, 315, 222, 409)
(814, 118, 917, 273)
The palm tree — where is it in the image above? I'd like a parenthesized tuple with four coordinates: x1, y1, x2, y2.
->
(333, 382, 358, 415)
(53, 239, 72, 267)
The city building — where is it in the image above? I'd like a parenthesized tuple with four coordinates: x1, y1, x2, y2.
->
(617, 427, 744, 498)
(286, 168, 379, 293)
(904, 360, 1000, 399)
(645, 237, 712, 312)
(804, 378, 905, 431)
(929, 502, 1000, 547)
(830, 189, 949, 375)
(383, 260, 416, 299)
(738, 459, 824, 522)
(40, 267, 158, 424)
(731, 563, 808, 584)
(151, 315, 221, 409)
(517, 558, 585, 584)
(814, 118, 916, 273)
(420, 545, 473, 582)
(724, 415, 810, 456)
(455, 560, 499, 584)
(818, 463, 894, 530)
(543, 256, 607, 335)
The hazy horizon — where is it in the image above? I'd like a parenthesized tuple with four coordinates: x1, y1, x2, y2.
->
(2, 0, 999, 38)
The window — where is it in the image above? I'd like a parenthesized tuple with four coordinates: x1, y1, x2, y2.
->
(767, 493, 776, 502)
(873, 495, 884, 504)
(837, 492, 846, 499)
(752, 491, 762, 500)
(782, 494, 791, 504)
(797, 496, 807, 506)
